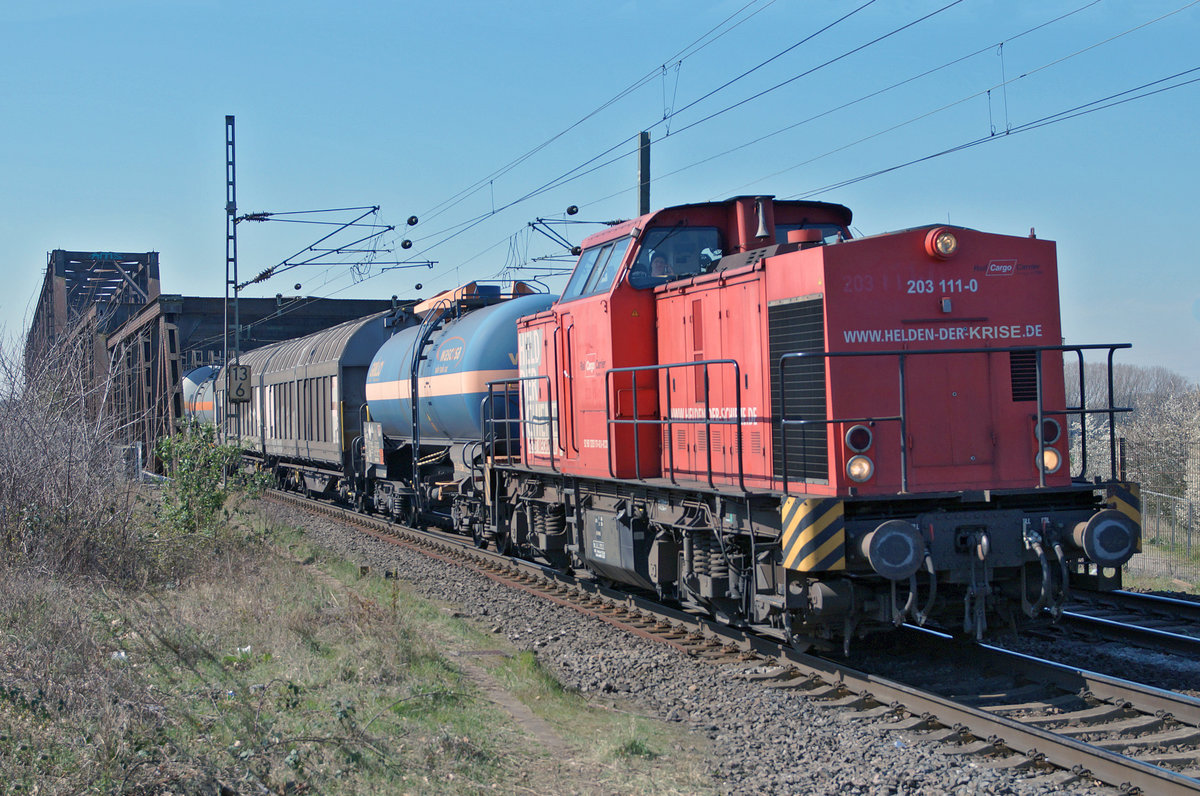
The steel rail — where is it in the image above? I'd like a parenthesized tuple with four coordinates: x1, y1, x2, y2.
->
(1056, 589, 1200, 656)
(1085, 590, 1200, 624)
(1058, 610, 1200, 657)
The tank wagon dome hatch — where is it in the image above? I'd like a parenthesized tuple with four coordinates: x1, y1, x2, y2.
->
(410, 280, 539, 318)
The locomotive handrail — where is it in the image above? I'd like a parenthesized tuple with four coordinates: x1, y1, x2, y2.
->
(604, 359, 747, 493)
(778, 343, 1133, 494)
(482, 375, 558, 474)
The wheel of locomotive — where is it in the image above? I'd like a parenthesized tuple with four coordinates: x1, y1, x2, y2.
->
(472, 521, 487, 549)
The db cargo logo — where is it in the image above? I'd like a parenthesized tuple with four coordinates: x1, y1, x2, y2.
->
(986, 259, 1017, 276)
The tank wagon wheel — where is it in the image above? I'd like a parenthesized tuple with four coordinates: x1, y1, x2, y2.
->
(493, 529, 513, 557)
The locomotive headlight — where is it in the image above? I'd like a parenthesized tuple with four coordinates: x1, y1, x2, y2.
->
(925, 227, 959, 259)
(845, 424, 873, 453)
(847, 455, 874, 482)
(1036, 447, 1062, 474)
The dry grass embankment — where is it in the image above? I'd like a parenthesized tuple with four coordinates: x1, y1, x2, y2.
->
(0, 337, 711, 794)
(1, 506, 714, 794)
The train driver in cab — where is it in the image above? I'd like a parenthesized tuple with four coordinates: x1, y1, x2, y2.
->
(650, 253, 673, 279)
(629, 250, 679, 288)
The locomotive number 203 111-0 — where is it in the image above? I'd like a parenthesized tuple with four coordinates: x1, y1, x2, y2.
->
(907, 278, 979, 294)
(841, 274, 982, 294)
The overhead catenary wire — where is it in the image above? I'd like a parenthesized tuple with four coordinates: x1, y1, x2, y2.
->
(789, 66, 1200, 199)
(581, 0, 1104, 210)
(413, 0, 781, 230)
(228, 1, 1199, 338)
(723, 0, 1200, 197)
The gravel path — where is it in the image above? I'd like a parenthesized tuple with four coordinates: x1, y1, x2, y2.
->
(263, 501, 1119, 795)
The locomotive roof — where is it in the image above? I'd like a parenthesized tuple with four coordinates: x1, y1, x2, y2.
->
(578, 196, 853, 249)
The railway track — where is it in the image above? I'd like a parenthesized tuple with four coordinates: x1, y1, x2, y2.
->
(844, 629, 1200, 792)
(1048, 590, 1200, 658)
(267, 490, 1200, 794)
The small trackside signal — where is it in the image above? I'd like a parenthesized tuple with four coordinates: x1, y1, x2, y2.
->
(925, 227, 959, 259)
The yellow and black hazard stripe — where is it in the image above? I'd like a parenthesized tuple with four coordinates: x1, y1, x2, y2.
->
(1106, 481, 1142, 552)
(781, 497, 846, 572)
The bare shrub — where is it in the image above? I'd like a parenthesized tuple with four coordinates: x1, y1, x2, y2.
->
(0, 328, 141, 582)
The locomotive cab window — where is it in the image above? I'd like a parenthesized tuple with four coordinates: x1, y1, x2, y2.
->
(559, 238, 632, 302)
(628, 226, 723, 289)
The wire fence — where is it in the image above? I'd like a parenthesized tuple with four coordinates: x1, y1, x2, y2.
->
(1122, 441, 1199, 587)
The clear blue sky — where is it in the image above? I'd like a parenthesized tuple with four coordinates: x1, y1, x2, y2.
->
(3, 0, 1197, 381)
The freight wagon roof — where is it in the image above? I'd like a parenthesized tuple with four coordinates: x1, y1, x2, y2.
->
(236, 311, 388, 375)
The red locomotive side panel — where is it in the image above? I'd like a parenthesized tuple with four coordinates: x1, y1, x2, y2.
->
(654, 263, 781, 491)
(520, 197, 1071, 498)
(767, 226, 1068, 495)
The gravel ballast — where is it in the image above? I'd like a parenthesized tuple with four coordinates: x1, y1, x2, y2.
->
(267, 501, 1126, 795)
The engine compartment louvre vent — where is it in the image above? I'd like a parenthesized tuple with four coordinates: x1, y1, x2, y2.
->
(770, 297, 827, 482)
(1010, 351, 1038, 402)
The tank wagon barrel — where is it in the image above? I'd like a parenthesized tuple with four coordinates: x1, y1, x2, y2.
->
(181, 365, 218, 425)
(366, 287, 554, 444)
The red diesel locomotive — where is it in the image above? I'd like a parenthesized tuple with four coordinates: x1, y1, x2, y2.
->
(475, 195, 1139, 646)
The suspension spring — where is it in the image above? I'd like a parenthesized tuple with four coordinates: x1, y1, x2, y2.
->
(692, 533, 711, 576)
(708, 534, 729, 579)
(545, 505, 566, 535)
